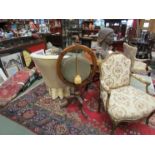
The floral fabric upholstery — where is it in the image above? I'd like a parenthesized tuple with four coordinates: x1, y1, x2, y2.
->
(100, 90, 108, 110)
(108, 86, 155, 122)
(100, 54, 131, 89)
(100, 53, 155, 124)
(100, 80, 110, 110)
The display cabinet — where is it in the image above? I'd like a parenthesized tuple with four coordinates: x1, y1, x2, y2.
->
(81, 20, 100, 36)
(62, 19, 81, 46)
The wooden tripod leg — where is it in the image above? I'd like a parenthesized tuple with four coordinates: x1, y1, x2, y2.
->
(76, 96, 88, 118)
(61, 95, 88, 118)
(60, 96, 76, 108)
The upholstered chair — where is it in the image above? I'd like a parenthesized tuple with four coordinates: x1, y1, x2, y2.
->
(31, 51, 71, 99)
(100, 53, 155, 131)
(123, 42, 152, 75)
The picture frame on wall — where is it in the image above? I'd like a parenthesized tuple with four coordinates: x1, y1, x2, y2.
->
(0, 68, 7, 85)
(22, 49, 45, 68)
(22, 50, 33, 68)
(0, 52, 24, 77)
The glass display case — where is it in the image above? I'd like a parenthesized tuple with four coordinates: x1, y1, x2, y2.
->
(62, 19, 81, 47)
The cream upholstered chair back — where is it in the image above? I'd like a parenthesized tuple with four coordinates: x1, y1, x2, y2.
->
(123, 42, 152, 75)
(31, 51, 71, 99)
(100, 53, 131, 89)
(123, 42, 137, 68)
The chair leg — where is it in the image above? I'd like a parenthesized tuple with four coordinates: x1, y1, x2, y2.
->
(146, 110, 155, 125)
(145, 118, 149, 125)
(111, 121, 118, 135)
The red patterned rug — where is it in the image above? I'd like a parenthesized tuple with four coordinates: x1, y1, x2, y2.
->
(1, 80, 155, 135)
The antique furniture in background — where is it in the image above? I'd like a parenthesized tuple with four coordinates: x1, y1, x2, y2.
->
(31, 50, 71, 100)
(123, 42, 152, 75)
(56, 44, 97, 113)
(136, 39, 153, 60)
(56, 44, 97, 87)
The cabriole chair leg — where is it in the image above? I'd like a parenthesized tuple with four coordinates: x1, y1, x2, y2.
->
(111, 121, 118, 135)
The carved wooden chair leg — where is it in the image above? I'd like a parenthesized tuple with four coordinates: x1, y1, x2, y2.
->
(111, 121, 118, 135)
(146, 110, 155, 124)
(145, 118, 149, 125)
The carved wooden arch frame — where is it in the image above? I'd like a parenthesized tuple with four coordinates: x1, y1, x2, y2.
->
(56, 44, 97, 87)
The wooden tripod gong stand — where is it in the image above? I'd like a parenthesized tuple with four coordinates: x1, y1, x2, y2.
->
(56, 44, 97, 115)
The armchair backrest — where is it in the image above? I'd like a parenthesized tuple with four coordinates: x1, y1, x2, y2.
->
(123, 43, 137, 68)
(100, 53, 131, 89)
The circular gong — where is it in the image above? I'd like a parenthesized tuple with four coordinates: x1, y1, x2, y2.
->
(56, 44, 97, 87)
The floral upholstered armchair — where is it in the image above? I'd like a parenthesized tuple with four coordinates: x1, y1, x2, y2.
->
(100, 53, 155, 128)
(123, 42, 152, 75)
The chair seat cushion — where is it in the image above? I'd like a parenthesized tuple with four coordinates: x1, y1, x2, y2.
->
(108, 86, 155, 122)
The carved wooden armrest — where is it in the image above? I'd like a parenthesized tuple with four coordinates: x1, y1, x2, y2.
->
(131, 74, 151, 85)
(135, 58, 148, 62)
(147, 66, 152, 71)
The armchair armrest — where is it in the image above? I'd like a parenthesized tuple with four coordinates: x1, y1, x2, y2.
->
(147, 66, 152, 71)
(132, 60, 152, 75)
(131, 74, 155, 95)
(135, 58, 148, 62)
(131, 74, 151, 85)
(135, 59, 152, 72)
(100, 80, 111, 94)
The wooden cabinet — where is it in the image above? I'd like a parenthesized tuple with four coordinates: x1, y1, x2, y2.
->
(0, 37, 46, 71)
(49, 19, 62, 34)
(82, 20, 100, 36)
